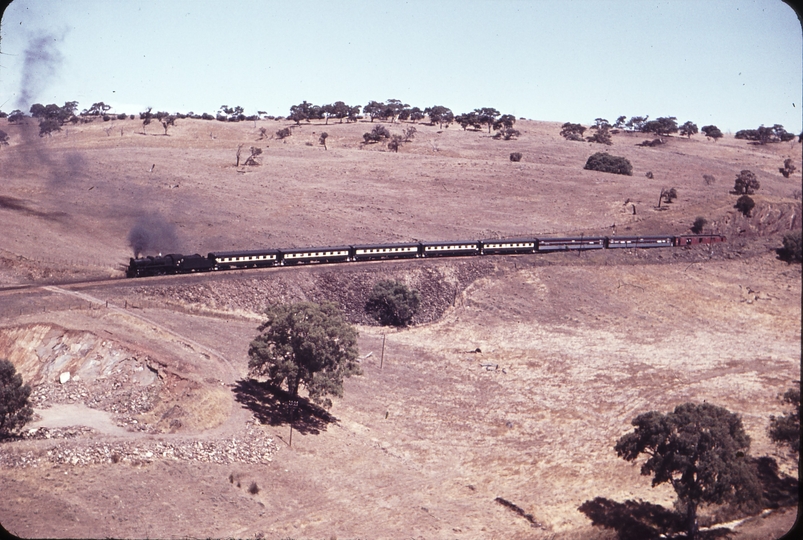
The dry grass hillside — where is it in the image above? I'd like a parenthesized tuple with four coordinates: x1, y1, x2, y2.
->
(0, 115, 800, 539)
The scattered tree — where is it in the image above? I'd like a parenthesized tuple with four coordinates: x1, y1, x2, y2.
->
(244, 147, 262, 166)
(733, 170, 760, 195)
(586, 124, 612, 145)
(402, 126, 417, 142)
(613, 116, 627, 129)
(625, 115, 649, 132)
(456, 111, 481, 131)
(38, 119, 62, 137)
(769, 387, 800, 454)
(493, 127, 520, 140)
(736, 124, 795, 144)
(701, 125, 723, 141)
(735, 195, 755, 217)
(424, 105, 454, 128)
(642, 117, 678, 137)
(365, 280, 420, 327)
(615, 402, 762, 540)
(560, 122, 586, 141)
(319, 132, 328, 150)
(0, 359, 33, 438)
(779, 158, 796, 178)
(387, 134, 403, 153)
(584, 152, 633, 176)
(493, 114, 516, 131)
(407, 107, 425, 123)
(475, 107, 501, 133)
(779, 230, 802, 263)
(7, 110, 25, 123)
(248, 302, 360, 408)
(363, 100, 387, 122)
(288, 101, 315, 124)
(679, 121, 698, 138)
(159, 114, 176, 135)
(362, 125, 390, 144)
(509, 152, 522, 162)
(691, 217, 708, 234)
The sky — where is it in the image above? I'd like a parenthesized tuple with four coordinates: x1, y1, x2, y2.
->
(0, 0, 801, 133)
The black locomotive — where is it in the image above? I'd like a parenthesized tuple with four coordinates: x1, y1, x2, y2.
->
(126, 234, 726, 278)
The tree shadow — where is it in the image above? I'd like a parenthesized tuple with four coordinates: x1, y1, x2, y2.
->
(232, 378, 337, 435)
(578, 497, 686, 540)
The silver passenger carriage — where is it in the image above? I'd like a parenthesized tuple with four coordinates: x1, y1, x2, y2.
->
(606, 235, 675, 249)
(536, 237, 606, 251)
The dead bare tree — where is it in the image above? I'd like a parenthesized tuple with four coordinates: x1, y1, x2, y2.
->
(236, 144, 244, 167)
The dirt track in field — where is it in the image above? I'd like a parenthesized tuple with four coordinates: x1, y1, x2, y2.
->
(0, 117, 800, 539)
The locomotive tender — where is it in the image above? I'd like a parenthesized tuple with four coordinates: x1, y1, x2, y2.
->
(126, 234, 726, 278)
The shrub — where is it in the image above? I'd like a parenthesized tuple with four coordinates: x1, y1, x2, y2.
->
(276, 128, 291, 139)
(779, 158, 796, 178)
(735, 195, 755, 216)
(0, 359, 33, 438)
(691, 217, 707, 234)
(0, 130, 8, 146)
(780, 230, 802, 263)
(117, 113, 127, 120)
(248, 481, 260, 495)
(366, 280, 420, 327)
(363, 125, 390, 143)
(492, 127, 520, 140)
(584, 152, 633, 176)
(733, 170, 760, 194)
(586, 127, 612, 145)
(509, 152, 522, 162)
(703, 174, 716, 185)
(38, 119, 61, 137)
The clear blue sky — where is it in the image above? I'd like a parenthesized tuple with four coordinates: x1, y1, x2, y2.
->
(1, 0, 801, 133)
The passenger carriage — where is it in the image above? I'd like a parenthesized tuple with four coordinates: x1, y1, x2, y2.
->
(674, 234, 727, 246)
(351, 242, 421, 261)
(279, 246, 351, 265)
(421, 241, 481, 257)
(480, 239, 537, 255)
(536, 237, 606, 251)
(607, 235, 675, 249)
(210, 249, 280, 269)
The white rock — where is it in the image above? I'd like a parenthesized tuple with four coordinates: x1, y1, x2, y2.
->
(59, 372, 71, 384)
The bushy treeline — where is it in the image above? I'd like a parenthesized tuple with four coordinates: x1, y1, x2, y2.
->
(735, 124, 796, 144)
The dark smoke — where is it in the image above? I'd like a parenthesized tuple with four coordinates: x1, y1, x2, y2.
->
(127, 214, 180, 258)
(16, 31, 66, 109)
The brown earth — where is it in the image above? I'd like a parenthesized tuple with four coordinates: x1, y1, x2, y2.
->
(0, 116, 800, 539)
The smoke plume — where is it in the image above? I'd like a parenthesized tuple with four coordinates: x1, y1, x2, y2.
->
(127, 214, 180, 258)
(16, 31, 66, 109)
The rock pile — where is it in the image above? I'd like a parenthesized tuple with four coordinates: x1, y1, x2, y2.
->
(2, 422, 276, 468)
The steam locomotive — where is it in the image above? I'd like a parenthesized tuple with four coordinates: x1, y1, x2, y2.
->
(126, 234, 726, 278)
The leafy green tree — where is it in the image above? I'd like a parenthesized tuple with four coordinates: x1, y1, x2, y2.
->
(456, 111, 481, 131)
(7, 110, 25, 123)
(38, 119, 62, 137)
(0, 359, 33, 438)
(560, 122, 586, 141)
(642, 117, 678, 136)
(385, 99, 408, 123)
(424, 105, 454, 128)
(679, 121, 698, 138)
(584, 152, 633, 175)
(363, 100, 387, 122)
(701, 125, 723, 141)
(769, 387, 800, 454)
(319, 132, 328, 150)
(780, 230, 802, 263)
(288, 101, 315, 124)
(735, 195, 755, 217)
(733, 170, 760, 195)
(613, 115, 627, 128)
(408, 107, 425, 123)
(248, 302, 360, 408)
(493, 114, 516, 131)
(615, 402, 762, 540)
(475, 107, 501, 133)
(366, 280, 420, 327)
(586, 123, 612, 145)
(626, 115, 649, 132)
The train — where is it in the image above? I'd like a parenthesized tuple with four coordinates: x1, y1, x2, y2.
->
(126, 234, 726, 278)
